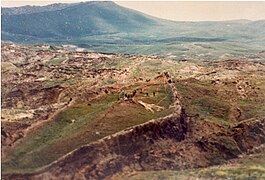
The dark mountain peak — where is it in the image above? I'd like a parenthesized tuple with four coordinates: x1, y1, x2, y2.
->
(1, 1, 158, 41)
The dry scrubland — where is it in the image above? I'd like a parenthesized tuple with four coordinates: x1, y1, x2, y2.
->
(1, 43, 265, 179)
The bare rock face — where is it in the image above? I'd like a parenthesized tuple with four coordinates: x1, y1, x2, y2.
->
(2, 84, 64, 109)
(190, 117, 265, 167)
(231, 118, 265, 152)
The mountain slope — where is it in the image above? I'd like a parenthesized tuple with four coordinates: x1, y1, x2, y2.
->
(1, 2, 265, 59)
(1, 1, 158, 41)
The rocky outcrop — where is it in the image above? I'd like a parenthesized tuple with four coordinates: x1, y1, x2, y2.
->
(2, 84, 64, 109)
(231, 118, 265, 152)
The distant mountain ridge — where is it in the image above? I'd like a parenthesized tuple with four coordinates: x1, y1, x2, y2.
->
(1, 3, 77, 15)
(1, 1, 160, 41)
(1, 1, 265, 59)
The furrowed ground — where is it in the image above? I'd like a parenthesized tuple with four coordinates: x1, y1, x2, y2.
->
(1, 43, 265, 179)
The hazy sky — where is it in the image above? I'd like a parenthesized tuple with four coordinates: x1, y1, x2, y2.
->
(2, 1, 265, 21)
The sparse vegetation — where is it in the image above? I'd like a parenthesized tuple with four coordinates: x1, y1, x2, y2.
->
(2, 84, 173, 173)
(1, 43, 265, 179)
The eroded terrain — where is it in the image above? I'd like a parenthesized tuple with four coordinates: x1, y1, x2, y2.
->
(1, 43, 265, 179)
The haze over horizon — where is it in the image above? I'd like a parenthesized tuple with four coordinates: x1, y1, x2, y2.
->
(2, 1, 265, 22)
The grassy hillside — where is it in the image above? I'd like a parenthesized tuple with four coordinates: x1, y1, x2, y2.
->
(2, 83, 173, 174)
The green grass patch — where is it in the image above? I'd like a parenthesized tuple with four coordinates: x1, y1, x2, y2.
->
(47, 58, 65, 65)
(175, 79, 231, 127)
(195, 165, 265, 180)
(2, 94, 118, 173)
(2, 84, 173, 174)
(116, 164, 265, 180)
(238, 98, 265, 121)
